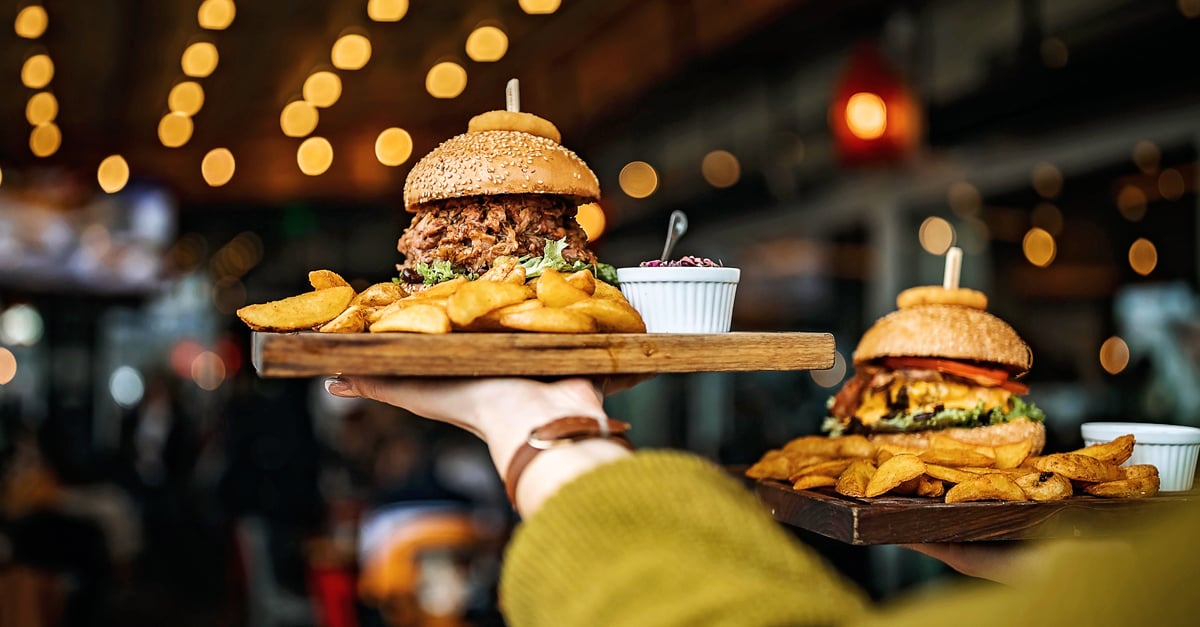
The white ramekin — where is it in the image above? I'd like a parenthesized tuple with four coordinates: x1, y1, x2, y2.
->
(616, 266, 740, 333)
(1081, 422, 1200, 492)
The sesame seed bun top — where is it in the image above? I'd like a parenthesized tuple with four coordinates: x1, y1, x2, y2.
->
(402, 130, 601, 211)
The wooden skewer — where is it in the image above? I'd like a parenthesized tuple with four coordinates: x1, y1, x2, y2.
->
(506, 78, 520, 112)
(943, 246, 962, 290)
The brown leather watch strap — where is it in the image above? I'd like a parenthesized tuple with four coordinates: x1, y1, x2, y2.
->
(504, 417, 633, 506)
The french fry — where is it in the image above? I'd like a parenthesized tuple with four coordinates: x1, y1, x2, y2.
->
(536, 268, 590, 308)
(1084, 475, 1159, 499)
(835, 460, 876, 498)
(318, 305, 365, 333)
(993, 438, 1034, 469)
(237, 286, 355, 332)
(1015, 471, 1073, 502)
(944, 473, 1028, 503)
(565, 298, 647, 333)
(446, 281, 531, 328)
(351, 282, 408, 308)
(498, 306, 596, 333)
(865, 454, 926, 497)
(309, 269, 351, 290)
(564, 269, 597, 296)
(791, 475, 838, 491)
(1072, 434, 1135, 466)
(1034, 453, 1123, 483)
(369, 303, 451, 334)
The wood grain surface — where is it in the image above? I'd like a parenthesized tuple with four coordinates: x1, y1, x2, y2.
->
(755, 479, 1197, 544)
(252, 331, 835, 377)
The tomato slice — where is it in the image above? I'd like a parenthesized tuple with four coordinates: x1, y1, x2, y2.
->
(880, 356, 1027, 393)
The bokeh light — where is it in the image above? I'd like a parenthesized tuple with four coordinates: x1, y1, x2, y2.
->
(1158, 168, 1185, 201)
(21, 54, 54, 89)
(375, 128, 413, 166)
(368, 0, 408, 21)
(1031, 202, 1063, 236)
(303, 71, 342, 108)
(1132, 140, 1160, 174)
(332, 34, 372, 70)
(14, 5, 48, 39)
(948, 181, 981, 217)
(1128, 238, 1157, 276)
(212, 277, 247, 313)
(181, 42, 219, 78)
(425, 62, 467, 99)
(1099, 336, 1130, 375)
(97, 155, 130, 193)
(701, 150, 741, 188)
(191, 351, 226, 391)
(109, 366, 145, 408)
(519, 0, 561, 15)
(844, 92, 887, 140)
(202, 148, 236, 187)
(0, 348, 16, 385)
(280, 100, 319, 137)
(297, 137, 334, 175)
(1116, 185, 1147, 222)
(618, 161, 658, 198)
(1183, 0, 1200, 18)
(158, 112, 194, 148)
(466, 26, 508, 62)
(29, 122, 61, 157)
(575, 202, 606, 241)
(197, 0, 236, 30)
(918, 217, 955, 255)
(25, 91, 57, 125)
(811, 351, 847, 388)
(0, 304, 44, 346)
(168, 81, 205, 115)
(1022, 227, 1056, 267)
(1031, 162, 1062, 198)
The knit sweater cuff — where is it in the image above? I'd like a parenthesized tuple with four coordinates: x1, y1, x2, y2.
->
(499, 450, 866, 627)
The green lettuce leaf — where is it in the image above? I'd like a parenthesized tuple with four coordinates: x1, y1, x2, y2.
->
(822, 396, 1045, 437)
(413, 261, 476, 285)
(520, 238, 619, 286)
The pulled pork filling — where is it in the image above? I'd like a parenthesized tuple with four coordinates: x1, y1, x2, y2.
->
(396, 194, 595, 279)
(823, 365, 1044, 436)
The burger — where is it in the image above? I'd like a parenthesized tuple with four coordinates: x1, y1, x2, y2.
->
(822, 287, 1046, 453)
(395, 111, 616, 287)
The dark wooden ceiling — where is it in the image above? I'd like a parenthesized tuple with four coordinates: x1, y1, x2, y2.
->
(0, 0, 802, 207)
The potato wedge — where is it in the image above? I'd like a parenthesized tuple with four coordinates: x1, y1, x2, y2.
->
(919, 447, 996, 468)
(783, 435, 843, 459)
(309, 269, 351, 290)
(369, 303, 451, 334)
(536, 268, 590, 308)
(565, 298, 647, 333)
(788, 459, 855, 483)
(466, 299, 543, 332)
(1072, 434, 1135, 465)
(1121, 464, 1159, 480)
(923, 464, 980, 485)
(791, 475, 837, 491)
(1084, 475, 1159, 499)
(745, 451, 791, 481)
(993, 438, 1034, 469)
(498, 307, 596, 333)
(237, 286, 354, 332)
(945, 473, 1028, 503)
(564, 269, 597, 296)
(865, 454, 926, 497)
(835, 435, 876, 459)
(1034, 453, 1122, 483)
(478, 256, 520, 282)
(447, 281, 531, 328)
(410, 277, 468, 300)
(1015, 471, 1073, 502)
(592, 280, 627, 302)
(351, 282, 408, 308)
(916, 475, 945, 498)
(835, 460, 876, 498)
(318, 305, 365, 333)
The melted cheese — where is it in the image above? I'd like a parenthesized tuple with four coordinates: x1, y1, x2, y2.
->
(857, 379, 1012, 425)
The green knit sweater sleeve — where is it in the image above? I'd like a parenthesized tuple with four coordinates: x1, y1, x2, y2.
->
(499, 450, 870, 627)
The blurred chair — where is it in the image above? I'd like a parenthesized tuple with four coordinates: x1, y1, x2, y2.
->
(235, 517, 315, 627)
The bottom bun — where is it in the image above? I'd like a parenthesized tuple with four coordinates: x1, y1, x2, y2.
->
(867, 419, 1045, 456)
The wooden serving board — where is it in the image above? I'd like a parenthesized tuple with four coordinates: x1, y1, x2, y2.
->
(252, 331, 834, 377)
(755, 479, 1196, 545)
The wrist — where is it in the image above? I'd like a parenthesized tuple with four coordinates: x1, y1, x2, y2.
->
(514, 439, 633, 517)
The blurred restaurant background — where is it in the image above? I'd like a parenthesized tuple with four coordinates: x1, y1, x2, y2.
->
(2, 0, 1200, 625)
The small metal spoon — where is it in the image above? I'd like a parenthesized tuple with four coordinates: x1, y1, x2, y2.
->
(660, 210, 689, 262)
